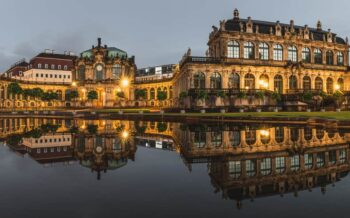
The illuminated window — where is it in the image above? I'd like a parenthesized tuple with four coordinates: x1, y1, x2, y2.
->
(273, 44, 283, 61)
(244, 42, 255, 59)
(227, 41, 240, 58)
(288, 46, 297, 62)
(259, 43, 269, 60)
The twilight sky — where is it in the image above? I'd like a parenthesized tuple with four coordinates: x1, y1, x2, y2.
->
(0, 0, 349, 72)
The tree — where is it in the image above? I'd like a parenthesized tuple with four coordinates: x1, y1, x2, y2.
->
(87, 124, 98, 135)
(157, 122, 168, 133)
(70, 90, 79, 100)
(135, 89, 147, 100)
(271, 92, 282, 105)
(255, 91, 265, 105)
(157, 91, 167, 108)
(87, 90, 98, 101)
(237, 91, 247, 104)
(116, 91, 125, 99)
(42, 91, 59, 107)
(69, 90, 79, 107)
(32, 88, 44, 110)
(7, 82, 23, 109)
(333, 91, 344, 109)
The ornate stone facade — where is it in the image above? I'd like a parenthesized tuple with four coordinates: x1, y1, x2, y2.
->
(73, 38, 136, 107)
(174, 9, 350, 109)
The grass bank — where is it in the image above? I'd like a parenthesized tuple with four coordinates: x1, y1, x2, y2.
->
(92, 109, 350, 121)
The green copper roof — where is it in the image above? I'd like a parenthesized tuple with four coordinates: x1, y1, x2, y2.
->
(80, 47, 128, 59)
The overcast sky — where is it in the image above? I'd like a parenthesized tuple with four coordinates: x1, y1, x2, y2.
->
(0, 0, 349, 72)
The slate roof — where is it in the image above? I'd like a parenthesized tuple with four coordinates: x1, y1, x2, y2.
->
(224, 18, 346, 45)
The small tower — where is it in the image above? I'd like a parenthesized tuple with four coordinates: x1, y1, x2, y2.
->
(317, 20, 322, 31)
(97, 37, 102, 47)
(233, 8, 240, 20)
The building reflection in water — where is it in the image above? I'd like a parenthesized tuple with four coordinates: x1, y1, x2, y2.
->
(1, 117, 350, 206)
(176, 123, 350, 209)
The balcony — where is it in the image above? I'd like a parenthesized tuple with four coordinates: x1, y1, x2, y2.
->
(180, 56, 347, 72)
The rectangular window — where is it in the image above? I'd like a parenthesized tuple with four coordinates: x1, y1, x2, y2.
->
(58, 65, 62, 70)
(45, 64, 48, 69)
(229, 161, 241, 179)
(38, 64, 42, 69)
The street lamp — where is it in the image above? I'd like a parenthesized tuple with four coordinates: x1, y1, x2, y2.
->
(121, 78, 129, 88)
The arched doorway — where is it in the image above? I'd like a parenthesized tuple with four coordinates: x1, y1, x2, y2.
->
(274, 75, 283, 93)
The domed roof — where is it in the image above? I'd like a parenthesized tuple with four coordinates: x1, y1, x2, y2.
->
(80, 38, 128, 58)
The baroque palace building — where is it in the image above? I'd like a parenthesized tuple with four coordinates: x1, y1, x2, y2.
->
(174, 9, 350, 109)
(0, 8, 350, 110)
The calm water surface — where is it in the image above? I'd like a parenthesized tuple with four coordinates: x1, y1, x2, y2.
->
(0, 118, 350, 218)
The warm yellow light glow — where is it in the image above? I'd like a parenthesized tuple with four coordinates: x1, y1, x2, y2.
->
(81, 88, 86, 92)
(259, 80, 268, 89)
(121, 130, 129, 139)
(72, 82, 77, 87)
(116, 87, 122, 93)
(121, 78, 129, 88)
(260, 130, 270, 137)
(80, 125, 86, 130)
(335, 84, 341, 91)
(245, 86, 249, 90)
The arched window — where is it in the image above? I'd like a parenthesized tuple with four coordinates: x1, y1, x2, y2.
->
(150, 88, 155, 100)
(246, 160, 256, 177)
(338, 78, 344, 91)
(260, 158, 272, 176)
(273, 44, 283, 61)
(291, 128, 299, 142)
(228, 73, 240, 89)
(211, 132, 222, 147)
(326, 78, 333, 94)
(230, 130, 241, 147)
(274, 75, 283, 93)
(245, 130, 256, 145)
(259, 43, 269, 60)
(227, 41, 240, 58)
(169, 86, 173, 98)
(314, 49, 323, 64)
(289, 75, 298, 90)
(163, 87, 168, 99)
(259, 74, 269, 89)
(193, 72, 205, 89)
(302, 47, 311, 63)
(244, 42, 255, 59)
(112, 64, 122, 79)
(288, 46, 297, 62)
(194, 132, 206, 148)
(315, 77, 323, 90)
(304, 128, 313, 141)
(56, 90, 63, 101)
(244, 73, 255, 89)
(260, 130, 271, 145)
(326, 51, 334, 65)
(303, 76, 311, 91)
(337, 52, 344, 66)
(78, 65, 85, 81)
(210, 72, 222, 89)
(275, 127, 284, 143)
(316, 128, 325, 140)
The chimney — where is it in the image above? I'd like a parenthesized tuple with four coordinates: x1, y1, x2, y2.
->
(98, 38, 102, 47)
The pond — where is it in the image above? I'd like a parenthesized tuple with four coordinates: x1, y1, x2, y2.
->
(0, 117, 350, 218)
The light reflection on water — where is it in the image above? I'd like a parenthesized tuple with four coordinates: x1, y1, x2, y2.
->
(1, 117, 350, 218)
